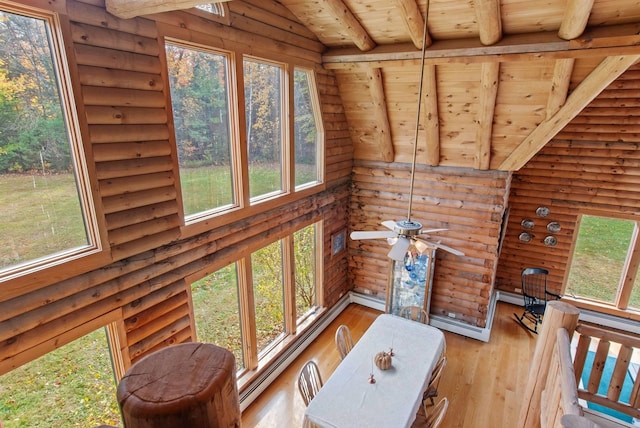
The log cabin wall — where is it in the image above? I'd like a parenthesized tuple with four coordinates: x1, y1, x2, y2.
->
(495, 62, 640, 323)
(349, 160, 510, 328)
(0, 0, 353, 381)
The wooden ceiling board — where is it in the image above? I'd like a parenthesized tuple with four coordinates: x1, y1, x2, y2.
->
(273, 0, 640, 170)
(344, 0, 414, 45)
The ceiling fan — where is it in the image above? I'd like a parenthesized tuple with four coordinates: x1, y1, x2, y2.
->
(349, 0, 464, 262)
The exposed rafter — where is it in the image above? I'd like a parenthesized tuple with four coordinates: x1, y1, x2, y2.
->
(499, 55, 640, 171)
(546, 58, 575, 118)
(321, 0, 376, 52)
(421, 64, 439, 166)
(558, 0, 595, 40)
(105, 0, 232, 19)
(475, 0, 502, 46)
(475, 62, 499, 170)
(365, 67, 394, 162)
(393, 0, 431, 49)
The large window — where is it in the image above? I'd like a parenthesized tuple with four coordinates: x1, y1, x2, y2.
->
(0, 6, 97, 279)
(294, 68, 321, 189)
(243, 58, 284, 201)
(165, 42, 237, 220)
(0, 328, 121, 427)
(190, 223, 322, 375)
(567, 214, 640, 311)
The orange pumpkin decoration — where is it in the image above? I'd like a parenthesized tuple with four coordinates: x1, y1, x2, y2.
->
(374, 351, 392, 370)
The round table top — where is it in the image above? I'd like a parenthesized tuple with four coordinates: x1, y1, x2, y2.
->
(117, 342, 235, 416)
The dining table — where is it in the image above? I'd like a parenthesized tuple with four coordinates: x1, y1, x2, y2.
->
(304, 313, 446, 428)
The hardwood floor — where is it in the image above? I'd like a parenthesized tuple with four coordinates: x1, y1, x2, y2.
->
(241, 301, 537, 427)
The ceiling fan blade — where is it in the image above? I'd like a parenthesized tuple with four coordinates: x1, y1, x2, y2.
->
(388, 237, 411, 261)
(381, 220, 397, 231)
(420, 228, 448, 234)
(415, 237, 464, 256)
(432, 242, 465, 257)
(350, 230, 396, 240)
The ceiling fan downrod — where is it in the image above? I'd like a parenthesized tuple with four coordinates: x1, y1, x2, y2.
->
(406, 0, 430, 225)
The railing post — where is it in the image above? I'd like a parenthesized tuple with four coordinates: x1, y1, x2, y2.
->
(518, 301, 581, 428)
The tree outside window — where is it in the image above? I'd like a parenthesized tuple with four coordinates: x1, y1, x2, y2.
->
(0, 7, 94, 277)
(166, 42, 236, 219)
(243, 58, 284, 201)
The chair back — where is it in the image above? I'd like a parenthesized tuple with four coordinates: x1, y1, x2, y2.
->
(424, 355, 447, 405)
(399, 305, 429, 324)
(335, 325, 354, 360)
(298, 361, 323, 406)
(521, 267, 549, 304)
(426, 397, 449, 428)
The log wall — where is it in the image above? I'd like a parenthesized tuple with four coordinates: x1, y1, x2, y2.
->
(0, 0, 353, 382)
(496, 63, 640, 321)
(349, 160, 510, 327)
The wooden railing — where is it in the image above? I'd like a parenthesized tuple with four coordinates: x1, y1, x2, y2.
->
(572, 323, 640, 421)
(518, 301, 640, 428)
(540, 328, 583, 428)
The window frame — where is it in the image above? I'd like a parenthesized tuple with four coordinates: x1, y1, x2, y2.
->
(565, 212, 640, 314)
(160, 31, 325, 237)
(164, 38, 244, 225)
(243, 55, 288, 205)
(0, 3, 102, 284)
(186, 220, 324, 387)
(292, 66, 324, 191)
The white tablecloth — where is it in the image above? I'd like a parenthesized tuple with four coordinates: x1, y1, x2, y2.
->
(304, 314, 445, 428)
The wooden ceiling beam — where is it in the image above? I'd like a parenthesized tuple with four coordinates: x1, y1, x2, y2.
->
(558, 0, 595, 40)
(393, 0, 431, 50)
(475, 0, 502, 46)
(475, 62, 499, 170)
(322, 23, 640, 67)
(546, 58, 575, 119)
(105, 0, 232, 19)
(499, 55, 640, 171)
(321, 0, 376, 52)
(422, 64, 439, 166)
(365, 67, 394, 162)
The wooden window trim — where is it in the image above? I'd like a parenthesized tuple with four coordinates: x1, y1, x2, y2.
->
(0, 2, 105, 289)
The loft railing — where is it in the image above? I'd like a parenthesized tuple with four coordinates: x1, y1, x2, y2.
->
(518, 301, 640, 428)
(572, 323, 640, 422)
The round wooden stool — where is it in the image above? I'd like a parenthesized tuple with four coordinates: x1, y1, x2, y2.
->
(117, 342, 240, 428)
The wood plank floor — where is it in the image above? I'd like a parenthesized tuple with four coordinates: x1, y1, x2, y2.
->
(241, 301, 537, 427)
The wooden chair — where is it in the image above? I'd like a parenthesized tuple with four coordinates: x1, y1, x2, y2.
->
(297, 361, 323, 406)
(399, 305, 429, 324)
(424, 397, 449, 428)
(423, 355, 447, 406)
(514, 267, 561, 334)
(335, 324, 354, 360)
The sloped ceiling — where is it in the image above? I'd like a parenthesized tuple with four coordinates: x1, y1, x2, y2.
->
(112, 0, 640, 172)
(278, 0, 640, 171)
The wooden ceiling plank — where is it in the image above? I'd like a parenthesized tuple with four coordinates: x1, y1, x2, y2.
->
(321, 0, 376, 52)
(558, 0, 595, 41)
(475, 0, 502, 46)
(475, 62, 499, 170)
(546, 58, 575, 119)
(499, 55, 640, 171)
(422, 64, 440, 166)
(106, 0, 232, 19)
(366, 67, 394, 162)
(393, 0, 431, 49)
